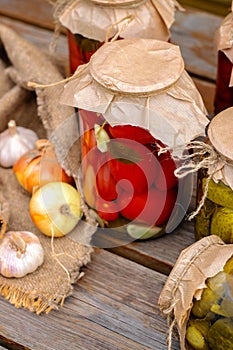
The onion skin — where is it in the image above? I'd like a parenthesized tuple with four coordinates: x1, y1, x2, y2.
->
(29, 182, 82, 237)
(13, 139, 74, 193)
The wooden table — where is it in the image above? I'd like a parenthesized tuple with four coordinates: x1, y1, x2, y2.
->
(0, 2, 223, 349)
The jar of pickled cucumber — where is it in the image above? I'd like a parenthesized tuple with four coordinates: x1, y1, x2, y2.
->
(58, 0, 183, 73)
(214, 4, 233, 115)
(158, 235, 233, 350)
(195, 107, 233, 243)
(61, 38, 209, 243)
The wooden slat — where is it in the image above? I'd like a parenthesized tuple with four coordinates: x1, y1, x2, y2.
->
(0, 0, 56, 31)
(179, 0, 231, 17)
(107, 219, 195, 275)
(0, 250, 180, 350)
(171, 8, 222, 81)
(0, 15, 69, 75)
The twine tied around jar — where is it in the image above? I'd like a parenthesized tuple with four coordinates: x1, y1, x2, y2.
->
(104, 14, 135, 43)
(157, 139, 233, 221)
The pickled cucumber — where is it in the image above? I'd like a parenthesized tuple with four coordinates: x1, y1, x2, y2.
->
(195, 199, 217, 239)
(207, 318, 233, 350)
(203, 178, 233, 210)
(189, 318, 211, 338)
(210, 207, 233, 243)
(224, 256, 233, 274)
(192, 286, 220, 318)
(186, 324, 209, 350)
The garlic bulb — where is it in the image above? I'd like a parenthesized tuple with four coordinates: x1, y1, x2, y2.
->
(0, 120, 38, 168)
(0, 231, 44, 278)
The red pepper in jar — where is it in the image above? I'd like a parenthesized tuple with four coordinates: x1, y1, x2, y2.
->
(108, 124, 156, 144)
(118, 187, 177, 226)
(108, 139, 158, 195)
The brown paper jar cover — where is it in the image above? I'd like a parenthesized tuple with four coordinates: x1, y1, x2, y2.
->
(158, 235, 233, 350)
(59, 0, 183, 72)
(214, 2, 233, 114)
(195, 107, 233, 243)
(59, 39, 210, 239)
(61, 39, 209, 149)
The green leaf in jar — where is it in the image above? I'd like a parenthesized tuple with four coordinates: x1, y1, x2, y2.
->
(74, 34, 101, 52)
(107, 140, 143, 164)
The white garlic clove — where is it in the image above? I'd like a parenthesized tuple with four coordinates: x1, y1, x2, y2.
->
(0, 120, 38, 168)
(0, 230, 44, 278)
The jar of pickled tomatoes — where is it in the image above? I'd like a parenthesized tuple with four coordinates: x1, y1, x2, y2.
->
(61, 38, 209, 242)
(58, 0, 183, 74)
(195, 107, 233, 243)
(214, 4, 233, 114)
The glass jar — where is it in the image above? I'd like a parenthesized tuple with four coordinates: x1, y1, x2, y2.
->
(195, 107, 233, 243)
(60, 38, 209, 243)
(186, 256, 233, 350)
(59, 0, 182, 74)
(159, 235, 233, 350)
(214, 7, 233, 115)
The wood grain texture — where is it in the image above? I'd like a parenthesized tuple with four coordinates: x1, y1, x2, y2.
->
(0, 250, 180, 350)
(179, 0, 231, 16)
(0, 0, 56, 31)
(171, 8, 222, 81)
(0, 15, 69, 74)
(0, 1, 222, 83)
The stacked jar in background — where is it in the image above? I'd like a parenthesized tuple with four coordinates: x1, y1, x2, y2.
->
(214, 2, 233, 114)
(58, 0, 183, 73)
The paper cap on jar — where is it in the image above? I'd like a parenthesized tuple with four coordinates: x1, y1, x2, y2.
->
(215, 10, 233, 63)
(59, 0, 181, 42)
(90, 39, 184, 94)
(61, 38, 209, 150)
(208, 107, 233, 161)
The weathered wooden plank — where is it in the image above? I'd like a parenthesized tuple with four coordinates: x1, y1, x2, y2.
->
(172, 8, 222, 81)
(0, 0, 56, 31)
(0, 15, 69, 75)
(107, 219, 195, 276)
(0, 250, 180, 350)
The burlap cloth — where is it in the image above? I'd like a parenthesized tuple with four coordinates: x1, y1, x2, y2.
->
(0, 23, 93, 314)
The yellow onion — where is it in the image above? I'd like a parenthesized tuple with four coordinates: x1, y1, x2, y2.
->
(29, 182, 82, 237)
(13, 139, 73, 193)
